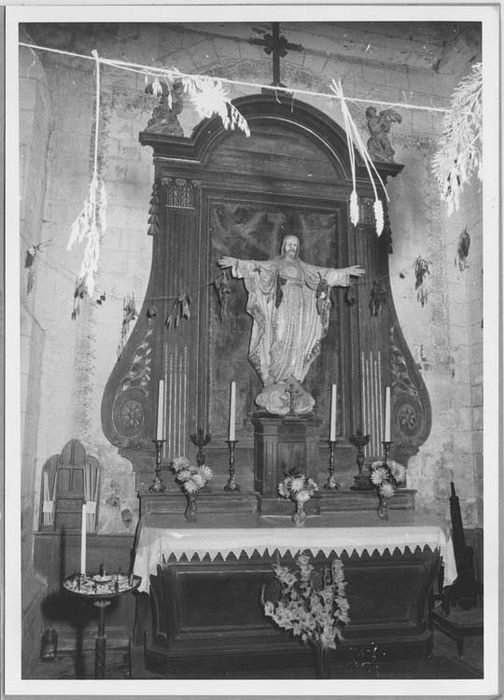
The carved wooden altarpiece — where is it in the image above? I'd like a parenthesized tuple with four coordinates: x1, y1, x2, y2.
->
(101, 94, 431, 510)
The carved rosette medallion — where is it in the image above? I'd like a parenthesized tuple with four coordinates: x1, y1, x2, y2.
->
(389, 325, 431, 452)
(111, 328, 153, 441)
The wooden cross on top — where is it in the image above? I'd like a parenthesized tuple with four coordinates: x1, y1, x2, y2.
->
(249, 22, 303, 88)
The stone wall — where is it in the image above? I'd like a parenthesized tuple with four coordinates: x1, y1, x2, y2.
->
(20, 22, 482, 544)
(19, 29, 53, 676)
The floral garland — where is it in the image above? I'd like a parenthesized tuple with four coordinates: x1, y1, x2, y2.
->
(432, 62, 482, 215)
(67, 50, 107, 319)
(369, 459, 406, 498)
(278, 469, 318, 505)
(262, 552, 350, 650)
(171, 456, 213, 494)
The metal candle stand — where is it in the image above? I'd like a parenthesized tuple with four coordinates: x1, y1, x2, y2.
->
(190, 428, 212, 466)
(225, 440, 240, 492)
(382, 440, 393, 466)
(349, 429, 373, 491)
(324, 440, 341, 490)
(148, 439, 166, 493)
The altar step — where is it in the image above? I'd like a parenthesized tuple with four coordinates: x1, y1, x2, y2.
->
(140, 489, 416, 516)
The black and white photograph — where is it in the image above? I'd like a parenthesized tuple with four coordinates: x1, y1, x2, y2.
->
(3, 3, 501, 698)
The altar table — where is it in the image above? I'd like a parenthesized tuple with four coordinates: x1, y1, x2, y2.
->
(132, 511, 456, 676)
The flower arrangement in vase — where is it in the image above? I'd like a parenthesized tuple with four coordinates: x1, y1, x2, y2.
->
(171, 456, 213, 521)
(278, 469, 318, 526)
(262, 552, 350, 678)
(369, 459, 406, 519)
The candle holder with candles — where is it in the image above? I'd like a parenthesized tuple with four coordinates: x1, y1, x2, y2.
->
(63, 571, 141, 678)
(324, 440, 341, 490)
(324, 384, 340, 490)
(349, 429, 373, 491)
(148, 439, 167, 493)
(224, 439, 240, 492)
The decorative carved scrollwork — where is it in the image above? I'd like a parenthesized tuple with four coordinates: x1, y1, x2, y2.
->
(389, 325, 431, 452)
(147, 182, 161, 237)
(120, 327, 153, 393)
(162, 177, 197, 209)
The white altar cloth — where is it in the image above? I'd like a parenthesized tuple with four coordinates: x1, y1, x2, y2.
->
(133, 512, 457, 593)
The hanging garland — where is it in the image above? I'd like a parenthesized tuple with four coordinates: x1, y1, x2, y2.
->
(432, 62, 482, 215)
(67, 50, 107, 318)
(20, 40, 462, 317)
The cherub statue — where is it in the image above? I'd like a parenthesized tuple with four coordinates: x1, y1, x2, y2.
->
(365, 106, 402, 163)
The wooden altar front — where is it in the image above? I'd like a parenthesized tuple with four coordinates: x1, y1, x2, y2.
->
(132, 511, 456, 677)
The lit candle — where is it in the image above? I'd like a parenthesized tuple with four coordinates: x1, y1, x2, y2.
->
(156, 379, 165, 440)
(229, 381, 236, 442)
(80, 502, 87, 576)
(329, 384, 337, 442)
(384, 386, 391, 442)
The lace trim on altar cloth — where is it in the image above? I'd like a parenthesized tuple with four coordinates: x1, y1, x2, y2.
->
(133, 525, 457, 594)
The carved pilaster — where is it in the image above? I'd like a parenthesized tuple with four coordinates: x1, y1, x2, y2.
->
(162, 177, 198, 209)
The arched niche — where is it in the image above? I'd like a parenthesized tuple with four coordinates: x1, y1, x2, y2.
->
(101, 93, 431, 486)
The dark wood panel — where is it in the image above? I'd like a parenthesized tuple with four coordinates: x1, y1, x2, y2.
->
(143, 547, 439, 676)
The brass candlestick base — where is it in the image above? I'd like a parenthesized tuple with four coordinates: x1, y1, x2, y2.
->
(149, 439, 166, 493)
(324, 440, 340, 490)
(382, 440, 393, 465)
(224, 440, 240, 492)
(349, 429, 373, 491)
(190, 428, 211, 466)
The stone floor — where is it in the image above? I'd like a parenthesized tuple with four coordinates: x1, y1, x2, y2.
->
(31, 626, 483, 680)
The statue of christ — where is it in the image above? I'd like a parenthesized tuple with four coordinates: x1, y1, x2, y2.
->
(218, 235, 365, 416)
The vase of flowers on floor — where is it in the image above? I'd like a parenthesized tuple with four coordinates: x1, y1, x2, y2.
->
(171, 456, 213, 522)
(262, 552, 350, 678)
(278, 469, 318, 526)
(369, 458, 406, 520)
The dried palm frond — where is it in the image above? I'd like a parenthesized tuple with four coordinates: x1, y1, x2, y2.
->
(432, 62, 482, 215)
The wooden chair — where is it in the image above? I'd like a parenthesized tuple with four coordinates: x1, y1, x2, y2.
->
(430, 481, 483, 658)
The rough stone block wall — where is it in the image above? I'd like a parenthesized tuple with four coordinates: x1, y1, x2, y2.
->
(21, 22, 482, 538)
(19, 31, 53, 677)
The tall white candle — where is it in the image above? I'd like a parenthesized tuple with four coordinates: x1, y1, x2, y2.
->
(229, 381, 236, 441)
(156, 379, 165, 440)
(329, 384, 337, 441)
(80, 502, 87, 576)
(384, 386, 391, 442)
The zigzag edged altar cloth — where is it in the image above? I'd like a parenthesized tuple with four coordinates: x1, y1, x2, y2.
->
(133, 511, 457, 594)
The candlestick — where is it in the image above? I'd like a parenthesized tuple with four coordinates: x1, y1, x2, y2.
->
(80, 502, 87, 576)
(156, 379, 165, 440)
(149, 439, 166, 493)
(224, 440, 240, 492)
(349, 429, 373, 491)
(229, 381, 236, 441)
(382, 440, 393, 466)
(190, 428, 211, 466)
(384, 386, 391, 442)
(329, 384, 337, 442)
(324, 440, 341, 490)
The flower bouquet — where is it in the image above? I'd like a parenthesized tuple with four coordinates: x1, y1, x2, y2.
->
(262, 552, 350, 678)
(278, 469, 318, 526)
(171, 456, 213, 521)
(369, 459, 406, 519)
